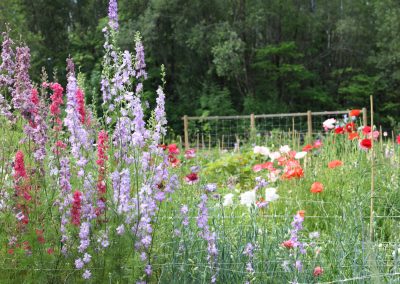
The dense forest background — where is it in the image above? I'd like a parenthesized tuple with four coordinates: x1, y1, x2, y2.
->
(1, 0, 400, 132)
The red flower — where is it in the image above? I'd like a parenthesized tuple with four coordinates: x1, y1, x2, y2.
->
(282, 240, 294, 249)
(14, 150, 27, 180)
(49, 83, 64, 130)
(349, 109, 361, 117)
(282, 166, 304, 179)
(158, 144, 167, 150)
(328, 160, 343, 169)
(168, 144, 180, 155)
(96, 130, 109, 167)
(47, 248, 54, 255)
(345, 122, 356, 133)
(313, 266, 324, 277)
(76, 88, 86, 124)
(185, 173, 199, 184)
(36, 229, 45, 244)
(169, 155, 180, 167)
(302, 144, 313, 152)
(396, 135, 400, 145)
(362, 126, 371, 135)
(334, 127, 344, 134)
(71, 191, 82, 226)
(359, 138, 372, 150)
(7, 249, 14, 255)
(30, 89, 39, 106)
(310, 182, 324, 194)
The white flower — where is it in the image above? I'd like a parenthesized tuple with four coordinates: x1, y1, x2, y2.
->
(294, 151, 307, 159)
(265, 187, 279, 202)
(222, 193, 234, 207)
(267, 170, 280, 183)
(253, 146, 270, 156)
(309, 231, 320, 239)
(269, 151, 281, 161)
(323, 118, 336, 130)
(240, 190, 256, 207)
(279, 145, 291, 154)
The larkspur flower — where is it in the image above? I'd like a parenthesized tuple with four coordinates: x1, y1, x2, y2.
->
(82, 269, 91, 279)
(205, 183, 217, 193)
(108, 0, 119, 31)
(75, 258, 84, 269)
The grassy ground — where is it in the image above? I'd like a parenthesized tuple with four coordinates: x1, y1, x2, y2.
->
(0, 116, 400, 283)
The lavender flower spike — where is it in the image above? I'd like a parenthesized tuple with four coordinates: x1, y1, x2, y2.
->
(108, 0, 119, 31)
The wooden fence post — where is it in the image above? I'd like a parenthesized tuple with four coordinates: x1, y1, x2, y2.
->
(183, 115, 189, 150)
(250, 113, 256, 139)
(307, 110, 312, 141)
(369, 96, 375, 241)
(362, 107, 368, 127)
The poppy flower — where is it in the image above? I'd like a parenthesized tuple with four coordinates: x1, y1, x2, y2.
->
(310, 182, 324, 194)
(297, 210, 305, 218)
(362, 126, 371, 135)
(359, 138, 372, 150)
(335, 127, 344, 134)
(252, 162, 274, 172)
(313, 140, 322, 149)
(345, 122, 356, 133)
(282, 240, 294, 249)
(169, 155, 180, 167)
(313, 266, 324, 277)
(328, 160, 343, 169)
(349, 109, 361, 117)
(302, 144, 313, 152)
(323, 118, 336, 130)
(348, 132, 359, 140)
(184, 149, 196, 159)
(167, 144, 180, 155)
(397, 135, 400, 145)
(283, 166, 304, 179)
(185, 173, 199, 184)
(47, 248, 54, 255)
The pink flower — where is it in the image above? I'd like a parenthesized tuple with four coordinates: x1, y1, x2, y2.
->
(313, 266, 324, 277)
(313, 140, 322, 149)
(184, 149, 196, 159)
(282, 240, 294, 249)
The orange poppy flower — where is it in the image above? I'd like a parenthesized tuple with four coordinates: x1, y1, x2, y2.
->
(349, 109, 361, 117)
(328, 160, 343, 169)
(348, 132, 359, 140)
(310, 182, 324, 194)
(297, 210, 305, 218)
(302, 144, 313, 152)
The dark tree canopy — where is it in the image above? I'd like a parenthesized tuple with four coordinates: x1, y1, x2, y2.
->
(1, 0, 400, 132)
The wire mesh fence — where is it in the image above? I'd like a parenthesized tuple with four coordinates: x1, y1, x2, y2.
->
(182, 109, 368, 150)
